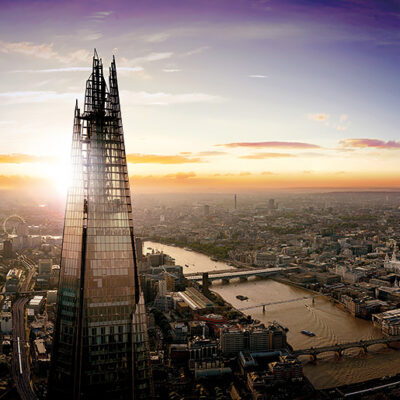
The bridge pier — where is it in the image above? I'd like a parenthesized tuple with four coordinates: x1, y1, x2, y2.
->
(221, 278, 230, 284)
(262, 305, 266, 313)
(310, 353, 317, 362)
(335, 349, 343, 359)
(239, 277, 248, 282)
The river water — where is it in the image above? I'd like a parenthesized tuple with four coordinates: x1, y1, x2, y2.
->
(144, 241, 400, 389)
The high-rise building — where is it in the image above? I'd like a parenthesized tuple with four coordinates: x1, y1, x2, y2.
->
(2, 239, 12, 258)
(135, 237, 143, 261)
(268, 198, 275, 210)
(49, 51, 152, 400)
(38, 258, 52, 275)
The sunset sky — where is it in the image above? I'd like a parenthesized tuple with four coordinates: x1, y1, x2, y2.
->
(0, 0, 399, 194)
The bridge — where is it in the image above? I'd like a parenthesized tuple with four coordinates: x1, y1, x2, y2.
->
(186, 266, 295, 284)
(293, 336, 400, 361)
(184, 266, 256, 277)
(238, 296, 316, 312)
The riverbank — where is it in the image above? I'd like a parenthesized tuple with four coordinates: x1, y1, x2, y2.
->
(145, 241, 397, 389)
(147, 237, 236, 264)
(272, 276, 370, 320)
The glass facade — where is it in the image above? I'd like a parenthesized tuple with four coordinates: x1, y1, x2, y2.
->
(49, 52, 152, 400)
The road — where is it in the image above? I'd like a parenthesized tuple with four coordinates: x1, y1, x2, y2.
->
(12, 296, 38, 400)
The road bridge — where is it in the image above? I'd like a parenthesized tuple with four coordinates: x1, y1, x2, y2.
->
(293, 336, 400, 361)
(184, 266, 256, 277)
(186, 266, 296, 284)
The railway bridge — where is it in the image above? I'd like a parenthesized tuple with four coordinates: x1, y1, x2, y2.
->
(293, 336, 400, 361)
(186, 266, 297, 284)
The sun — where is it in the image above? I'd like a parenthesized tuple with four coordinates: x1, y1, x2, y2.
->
(48, 155, 72, 197)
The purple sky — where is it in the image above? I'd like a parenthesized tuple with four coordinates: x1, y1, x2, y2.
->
(0, 0, 399, 192)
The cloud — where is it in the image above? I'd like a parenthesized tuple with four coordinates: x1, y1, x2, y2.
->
(178, 151, 226, 156)
(164, 172, 196, 180)
(0, 120, 15, 125)
(297, 152, 328, 158)
(117, 67, 144, 72)
(0, 175, 52, 190)
(336, 114, 349, 131)
(13, 67, 91, 73)
(0, 154, 56, 164)
(240, 152, 295, 159)
(89, 11, 113, 21)
(0, 39, 57, 59)
(0, 89, 223, 106)
(0, 39, 90, 64)
(308, 113, 329, 122)
(249, 74, 267, 78)
(143, 32, 170, 43)
(121, 90, 224, 106)
(218, 141, 321, 149)
(182, 46, 209, 57)
(196, 151, 227, 156)
(339, 138, 400, 149)
(162, 68, 182, 73)
(83, 32, 103, 41)
(13, 66, 143, 74)
(0, 91, 79, 105)
(126, 154, 204, 164)
(131, 52, 173, 64)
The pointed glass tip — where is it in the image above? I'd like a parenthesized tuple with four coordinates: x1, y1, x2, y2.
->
(94, 48, 99, 59)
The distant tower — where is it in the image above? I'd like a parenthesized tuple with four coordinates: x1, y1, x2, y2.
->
(204, 204, 210, 216)
(234, 194, 237, 210)
(49, 51, 152, 400)
(135, 237, 143, 261)
(268, 199, 275, 210)
(3, 239, 12, 258)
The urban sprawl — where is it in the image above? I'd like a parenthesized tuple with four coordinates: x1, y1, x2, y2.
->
(2, 191, 400, 398)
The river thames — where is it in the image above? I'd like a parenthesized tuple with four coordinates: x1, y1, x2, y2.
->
(144, 241, 400, 389)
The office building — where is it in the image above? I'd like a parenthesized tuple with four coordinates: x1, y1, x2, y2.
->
(49, 51, 152, 400)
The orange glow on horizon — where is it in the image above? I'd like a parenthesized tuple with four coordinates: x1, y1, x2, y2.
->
(0, 171, 399, 195)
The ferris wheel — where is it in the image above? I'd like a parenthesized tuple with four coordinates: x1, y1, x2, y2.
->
(3, 214, 26, 236)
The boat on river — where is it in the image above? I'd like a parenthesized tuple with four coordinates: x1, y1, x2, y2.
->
(236, 295, 248, 301)
(301, 330, 315, 337)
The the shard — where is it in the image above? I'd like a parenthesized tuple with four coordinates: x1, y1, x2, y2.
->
(49, 51, 152, 400)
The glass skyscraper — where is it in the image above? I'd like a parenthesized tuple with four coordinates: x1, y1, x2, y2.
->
(49, 51, 152, 400)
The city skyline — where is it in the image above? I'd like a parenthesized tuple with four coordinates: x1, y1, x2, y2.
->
(0, 0, 400, 194)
